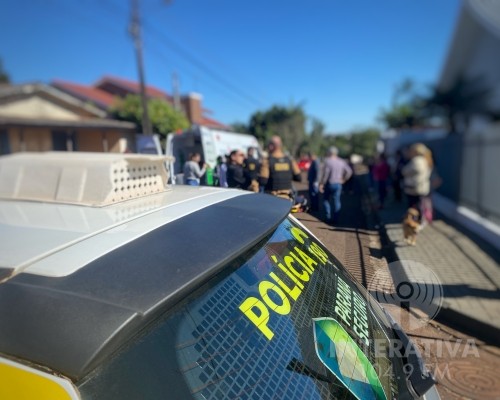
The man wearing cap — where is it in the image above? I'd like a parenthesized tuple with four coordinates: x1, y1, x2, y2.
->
(319, 146, 352, 224)
(259, 135, 301, 200)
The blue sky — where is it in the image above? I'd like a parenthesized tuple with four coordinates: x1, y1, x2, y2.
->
(0, 0, 461, 133)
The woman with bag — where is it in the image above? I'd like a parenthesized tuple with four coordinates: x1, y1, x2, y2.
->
(402, 143, 433, 226)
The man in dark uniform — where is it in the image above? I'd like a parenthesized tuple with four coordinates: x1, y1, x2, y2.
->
(227, 150, 250, 189)
(243, 147, 260, 192)
(259, 136, 301, 200)
(307, 152, 320, 211)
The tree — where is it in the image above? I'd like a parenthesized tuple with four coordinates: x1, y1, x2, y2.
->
(230, 122, 249, 134)
(296, 117, 326, 156)
(349, 128, 380, 159)
(0, 58, 10, 84)
(248, 111, 267, 143)
(423, 75, 492, 134)
(111, 95, 189, 137)
(330, 135, 351, 158)
(378, 103, 422, 129)
(378, 78, 426, 129)
(248, 105, 307, 156)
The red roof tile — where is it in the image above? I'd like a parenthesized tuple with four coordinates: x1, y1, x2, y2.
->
(53, 76, 227, 129)
(200, 116, 230, 130)
(52, 80, 116, 109)
(94, 75, 171, 100)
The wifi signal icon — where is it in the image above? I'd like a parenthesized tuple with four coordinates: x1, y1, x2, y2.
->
(368, 260, 443, 332)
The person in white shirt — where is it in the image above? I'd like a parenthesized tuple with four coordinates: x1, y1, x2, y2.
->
(183, 153, 206, 186)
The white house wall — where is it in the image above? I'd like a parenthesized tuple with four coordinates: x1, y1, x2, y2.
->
(0, 96, 81, 121)
(465, 29, 500, 110)
(460, 123, 500, 224)
(439, 0, 500, 112)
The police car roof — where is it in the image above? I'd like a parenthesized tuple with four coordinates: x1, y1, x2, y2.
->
(0, 154, 291, 381)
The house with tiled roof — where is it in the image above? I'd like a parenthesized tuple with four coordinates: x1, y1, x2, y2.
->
(52, 80, 116, 110)
(94, 76, 172, 102)
(53, 76, 230, 130)
(0, 83, 135, 154)
(0, 75, 230, 155)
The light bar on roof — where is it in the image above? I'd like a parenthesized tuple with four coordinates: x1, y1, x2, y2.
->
(0, 152, 174, 207)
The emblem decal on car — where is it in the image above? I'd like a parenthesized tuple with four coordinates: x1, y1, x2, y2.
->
(313, 317, 387, 400)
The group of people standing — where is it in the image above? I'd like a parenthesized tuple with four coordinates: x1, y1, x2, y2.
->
(183, 138, 356, 226)
(184, 139, 438, 229)
(182, 135, 302, 198)
(309, 141, 439, 227)
(370, 142, 440, 226)
(307, 147, 353, 224)
(182, 147, 259, 190)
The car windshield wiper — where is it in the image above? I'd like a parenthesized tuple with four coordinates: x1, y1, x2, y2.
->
(383, 309, 436, 398)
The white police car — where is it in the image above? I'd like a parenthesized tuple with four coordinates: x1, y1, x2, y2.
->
(0, 152, 439, 399)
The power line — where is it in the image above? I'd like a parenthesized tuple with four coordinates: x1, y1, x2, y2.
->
(103, 0, 264, 108)
(144, 23, 263, 107)
(142, 8, 271, 104)
(53, 0, 264, 114)
(146, 45, 255, 113)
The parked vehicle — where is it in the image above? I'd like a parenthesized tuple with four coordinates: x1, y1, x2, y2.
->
(166, 125, 260, 184)
(0, 152, 439, 399)
(298, 157, 312, 171)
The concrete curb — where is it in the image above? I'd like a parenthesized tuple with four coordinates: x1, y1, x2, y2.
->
(436, 302, 500, 346)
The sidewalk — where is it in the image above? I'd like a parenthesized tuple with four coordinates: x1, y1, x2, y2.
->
(376, 191, 500, 344)
(296, 177, 500, 399)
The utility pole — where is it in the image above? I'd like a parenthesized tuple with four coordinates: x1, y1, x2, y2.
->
(172, 72, 181, 112)
(129, 0, 152, 135)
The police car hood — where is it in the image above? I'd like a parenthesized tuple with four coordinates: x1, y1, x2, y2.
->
(0, 189, 291, 381)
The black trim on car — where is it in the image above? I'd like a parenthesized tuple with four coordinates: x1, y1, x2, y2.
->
(0, 194, 291, 380)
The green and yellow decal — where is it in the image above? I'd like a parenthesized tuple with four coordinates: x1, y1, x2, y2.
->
(238, 224, 329, 340)
(0, 357, 80, 400)
(313, 317, 387, 400)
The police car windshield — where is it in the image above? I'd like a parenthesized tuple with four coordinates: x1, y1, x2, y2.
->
(79, 217, 402, 399)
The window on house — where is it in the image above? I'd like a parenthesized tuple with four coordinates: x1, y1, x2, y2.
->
(52, 130, 76, 151)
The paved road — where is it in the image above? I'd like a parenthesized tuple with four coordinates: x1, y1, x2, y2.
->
(293, 172, 500, 400)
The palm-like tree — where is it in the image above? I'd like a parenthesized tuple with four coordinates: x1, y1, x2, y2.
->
(423, 75, 492, 134)
(378, 78, 427, 129)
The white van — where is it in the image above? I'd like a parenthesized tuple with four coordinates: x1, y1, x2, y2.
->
(166, 125, 260, 184)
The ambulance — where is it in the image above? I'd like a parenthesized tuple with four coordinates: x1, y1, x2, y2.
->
(166, 125, 260, 184)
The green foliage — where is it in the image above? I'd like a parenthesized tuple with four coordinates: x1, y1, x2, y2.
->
(230, 122, 249, 134)
(248, 105, 306, 156)
(296, 118, 328, 157)
(329, 135, 351, 158)
(378, 78, 424, 129)
(380, 75, 495, 134)
(378, 103, 422, 129)
(240, 105, 379, 160)
(111, 95, 189, 137)
(349, 128, 380, 159)
(423, 75, 492, 133)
